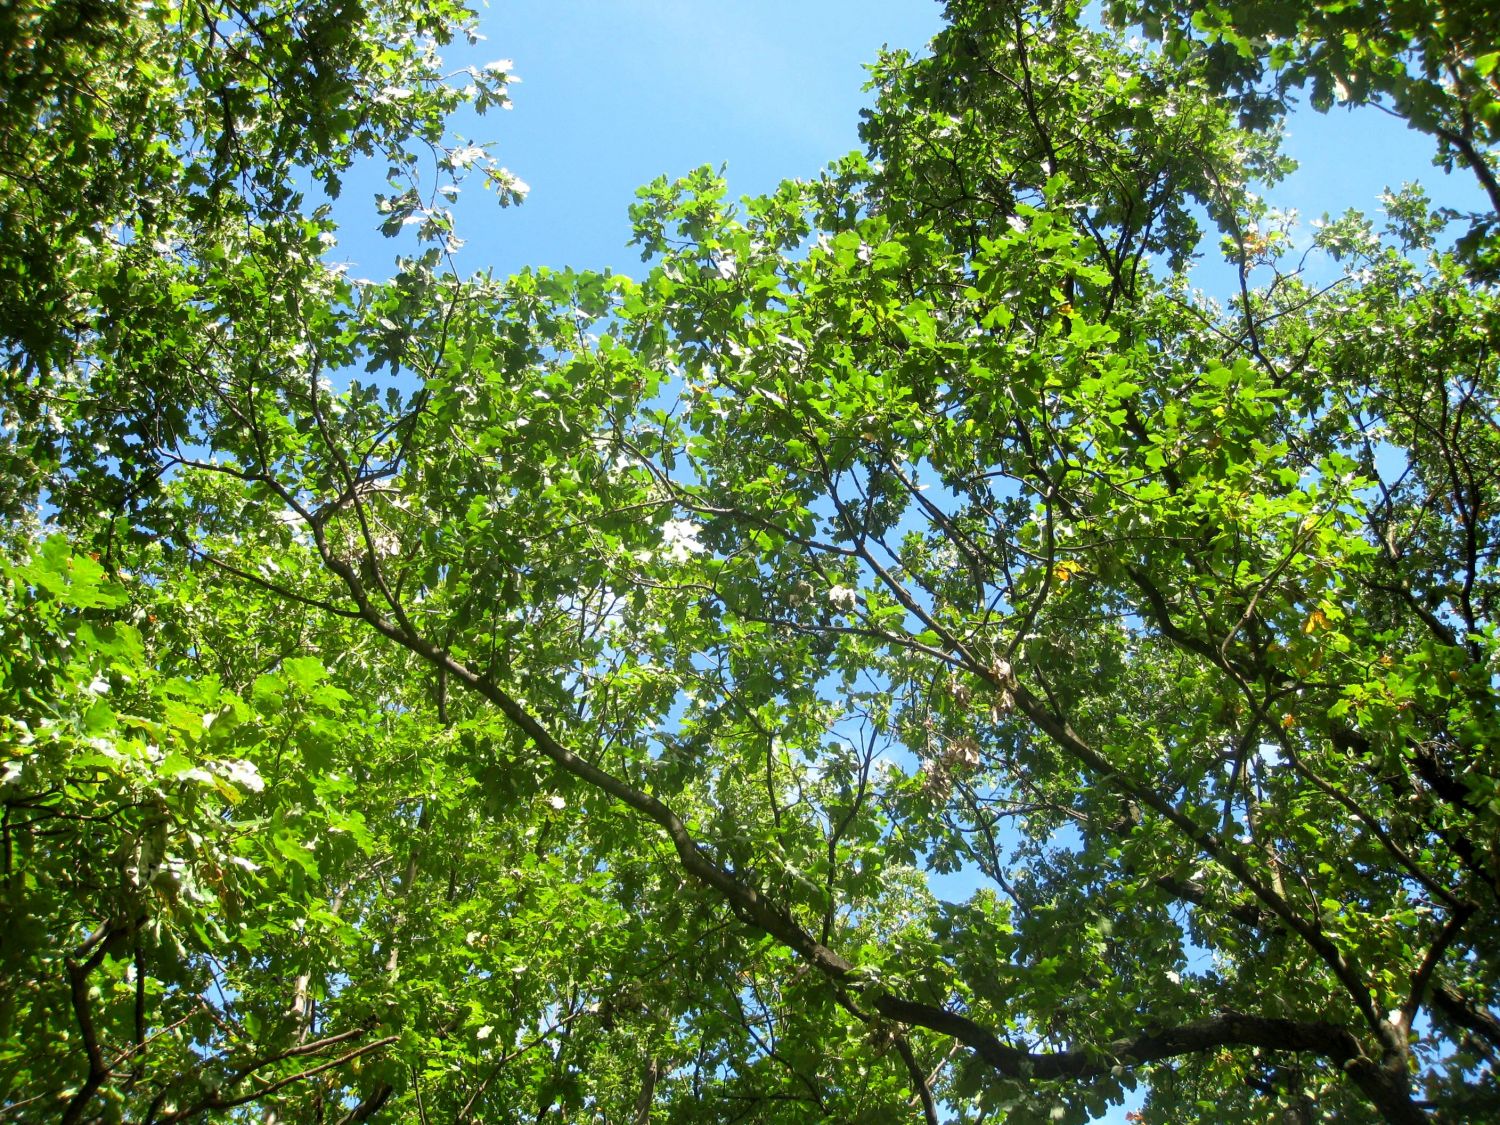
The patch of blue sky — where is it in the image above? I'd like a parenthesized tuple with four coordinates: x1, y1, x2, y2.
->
(322, 1, 944, 285)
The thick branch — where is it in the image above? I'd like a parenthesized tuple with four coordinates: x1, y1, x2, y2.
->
(1431, 982, 1500, 1051)
(308, 551, 1422, 1118)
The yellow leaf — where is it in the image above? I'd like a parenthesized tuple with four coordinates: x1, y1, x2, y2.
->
(1302, 609, 1329, 634)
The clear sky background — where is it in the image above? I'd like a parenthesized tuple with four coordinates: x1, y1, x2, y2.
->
(337, 0, 1489, 290)
(337, 4, 1488, 1122)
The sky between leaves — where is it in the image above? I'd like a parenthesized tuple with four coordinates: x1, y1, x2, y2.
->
(321, 4, 1489, 1121)
(330, 0, 1488, 293)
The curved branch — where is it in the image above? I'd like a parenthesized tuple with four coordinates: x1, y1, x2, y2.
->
(303, 544, 1424, 1119)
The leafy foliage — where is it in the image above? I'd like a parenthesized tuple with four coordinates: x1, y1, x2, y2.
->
(3, 1, 1499, 1122)
(1105, 0, 1500, 273)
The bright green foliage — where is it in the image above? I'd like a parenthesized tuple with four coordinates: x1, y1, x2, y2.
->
(1, 540, 379, 1120)
(1105, 0, 1500, 273)
(3, 1, 1500, 1123)
(0, 0, 517, 527)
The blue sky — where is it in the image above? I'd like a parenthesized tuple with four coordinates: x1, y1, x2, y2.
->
(336, 0, 1488, 292)
(438, 0, 945, 276)
(337, 4, 1486, 1122)
(328, 0, 948, 280)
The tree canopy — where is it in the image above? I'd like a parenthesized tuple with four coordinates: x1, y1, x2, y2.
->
(3, 1, 1499, 1122)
